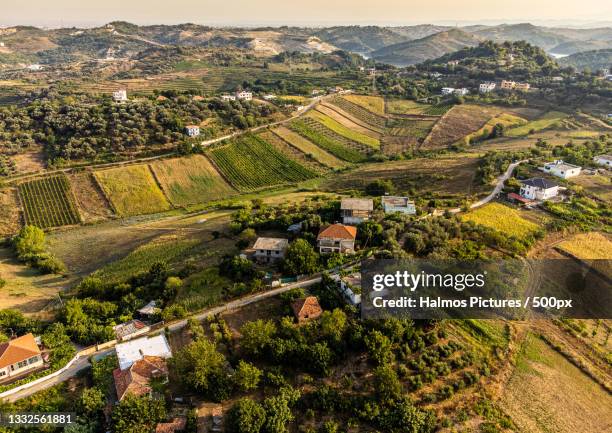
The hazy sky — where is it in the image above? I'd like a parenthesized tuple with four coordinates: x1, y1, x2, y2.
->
(2, 0, 611, 28)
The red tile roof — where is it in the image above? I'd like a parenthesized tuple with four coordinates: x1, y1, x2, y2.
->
(291, 296, 323, 321)
(317, 224, 357, 241)
(113, 356, 168, 401)
(0, 334, 41, 369)
(155, 417, 187, 433)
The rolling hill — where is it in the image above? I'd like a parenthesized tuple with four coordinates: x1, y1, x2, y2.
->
(559, 48, 612, 71)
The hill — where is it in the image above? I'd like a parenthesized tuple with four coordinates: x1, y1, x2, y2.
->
(469, 23, 573, 51)
(549, 39, 612, 55)
(370, 28, 482, 66)
(559, 48, 612, 71)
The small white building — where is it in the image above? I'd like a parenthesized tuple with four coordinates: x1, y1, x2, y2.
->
(341, 198, 373, 224)
(381, 196, 416, 215)
(542, 160, 581, 179)
(441, 87, 455, 95)
(454, 88, 469, 96)
(263, 94, 276, 100)
(113, 89, 128, 102)
(430, 72, 442, 78)
(185, 125, 200, 137)
(115, 334, 172, 371)
(235, 91, 253, 101)
(252, 237, 289, 263)
(221, 94, 236, 101)
(113, 319, 150, 341)
(332, 273, 362, 306)
(27, 64, 43, 71)
(479, 82, 496, 93)
(0, 42, 5, 47)
(519, 178, 559, 201)
(593, 155, 612, 168)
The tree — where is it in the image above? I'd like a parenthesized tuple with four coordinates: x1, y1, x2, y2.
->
(233, 360, 262, 392)
(365, 180, 394, 196)
(111, 395, 166, 433)
(240, 320, 277, 356)
(79, 387, 105, 415)
(373, 365, 402, 401)
(283, 239, 319, 276)
(262, 387, 300, 433)
(319, 309, 347, 343)
(226, 398, 266, 433)
(13, 225, 45, 258)
(365, 330, 394, 365)
(358, 221, 384, 247)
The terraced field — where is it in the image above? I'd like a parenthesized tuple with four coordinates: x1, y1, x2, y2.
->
(386, 118, 436, 138)
(342, 94, 385, 115)
(314, 104, 382, 137)
(385, 99, 429, 115)
(18, 175, 81, 228)
(289, 119, 369, 163)
(307, 110, 380, 148)
(150, 155, 236, 206)
(208, 135, 318, 191)
(94, 165, 172, 216)
(380, 136, 419, 156)
(329, 96, 387, 129)
(463, 203, 541, 238)
(506, 111, 569, 137)
(268, 128, 345, 170)
(463, 112, 527, 144)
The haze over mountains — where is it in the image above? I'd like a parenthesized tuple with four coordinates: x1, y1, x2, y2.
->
(0, 21, 611, 68)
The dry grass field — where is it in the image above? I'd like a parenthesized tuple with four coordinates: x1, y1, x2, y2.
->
(314, 104, 382, 138)
(94, 165, 172, 216)
(272, 126, 347, 169)
(342, 94, 385, 115)
(150, 155, 236, 207)
(385, 99, 429, 115)
(69, 171, 114, 223)
(318, 102, 385, 134)
(570, 174, 612, 202)
(462, 112, 527, 144)
(506, 111, 569, 137)
(557, 232, 612, 259)
(463, 203, 541, 237)
(0, 187, 21, 237)
(259, 131, 330, 174)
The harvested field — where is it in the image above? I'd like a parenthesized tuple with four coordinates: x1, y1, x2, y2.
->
(18, 175, 81, 228)
(422, 105, 501, 150)
(463, 203, 540, 238)
(0, 187, 20, 237)
(329, 97, 387, 129)
(272, 126, 346, 169)
(150, 155, 236, 207)
(342, 94, 385, 115)
(557, 232, 612, 259)
(380, 136, 419, 156)
(94, 165, 172, 217)
(69, 172, 114, 223)
(261, 130, 332, 173)
(314, 104, 382, 138)
(385, 99, 429, 115)
(571, 174, 612, 202)
(307, 110, 380, 148)
(11, 151, 45, 174)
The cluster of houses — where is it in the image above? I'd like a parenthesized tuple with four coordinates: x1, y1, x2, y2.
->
(221, 90, 252, 102)
(441, 87, 470, 96)
(479, 80, 530, 94)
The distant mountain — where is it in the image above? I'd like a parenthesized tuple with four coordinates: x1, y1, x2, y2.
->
(470, 23, 572, 50)
(559, 49, 612, 71)
(549, 40, 612, 55)
(370, 29, 482, 66)
(314, 26, 410, 54)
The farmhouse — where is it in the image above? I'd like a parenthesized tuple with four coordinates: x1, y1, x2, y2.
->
(27, 64, 43, 71)
(235, 91, 253, 101)
(113, 355, 169, 401)
(138, 300, 161, 317)
(519, 177, 559, 201)
(381, 196, 416, 215)
(441, 87, 455, 95)
(341, 198, 373, 224)
(479, 82, 496, 93)
(252, 237, 289, 263)
(593, 155, 612, 168)
(185, 125, 200, 137)
(263, 94, 276, 100)
(515, 82, 530, 91)
(454, 88, 469, 96)
(317, 224, 357, 254)
(291, 296, 323, 323)
(113, 89, 128, 102)
(221, 94, 236, 101)
(155, 417, 187, 433)
(0, 333, 43, 381)
(115, 334, 172, 371)
(447, 60, 460, 66)
(542, 160, 581, 179)
(113, 319, 151, 341)
(500, 80, 516, 90)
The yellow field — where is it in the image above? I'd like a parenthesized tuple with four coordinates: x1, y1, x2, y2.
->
(307, 110, 380, 148)
(464, 112, 527, 144)
(558, 232, 612, 259)
(342, 94, 385, 115)
(272, 126, 347, 169)
(385, 99, 428, 115)
(506, 111, 569, 137)
(463, 203, 540, 237)
(314, 104, 382, 138)
(570, 174, 612, 202)
(94, 165, 172, 216)
(150, 155, 236, 206)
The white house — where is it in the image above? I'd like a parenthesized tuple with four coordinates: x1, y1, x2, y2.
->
(113, 319, 151, 341)
(252, 237, 289, 263)
(341, 198, 373, 224)
(185, 125, 200, 137)
(593, 155, 612, 168)
(317, 224, 357, 254)
(381, 196, 416, 215)
(542, 160, 581, 179)
(479, 82, 496, 93)
(441, 87, 455, 95)
(430, 72, 442, 78)
(27, 64, 43, 71)
(235, 91, 252, 101)
(0, 334, 44, 381)
(113, 89, 128, 102)
(221, 94, 236, 101)
(454, 88, 469, 96)
(519, 178, 559, 201)
(115, 334, 172, 371)
(339, 273, 362, 306)
(0, 42, 5, 47)
(263, 94, 276, 100)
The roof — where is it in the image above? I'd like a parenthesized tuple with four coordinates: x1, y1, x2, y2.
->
(138, 301, 161, 316)
(595, 154, 612, 161)
(381, 196, 414, 208)
(545, 160, 581, 171)
(0, 333, 41, 369)
(185, 125, 199, 129)
(252, 237, 289, 251)
(508, 192, 533, 204)
(317, 224, 357, 241)
(341, 198, 373, 211)
(521, 177, 558, 190)
(115, 334, 172, 371)
(113, 319, 149, 340)
(155, 418, 187, 433)
(114, 356, 168, 401)
(291, 296, 323, 320)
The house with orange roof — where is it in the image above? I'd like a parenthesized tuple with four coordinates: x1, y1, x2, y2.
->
(291, 296, 323, 323)
(0, 333, 43, 381)
(113, 355, 169, 401)
(316, 223, 357, 254)
(155, 417, 187, 433)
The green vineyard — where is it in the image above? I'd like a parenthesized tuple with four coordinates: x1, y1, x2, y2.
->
(386, 118, 437, 138)
(289, 120, 368, 163)
(329, 97, 388, 128)
(18, 175, 81, 228)
(209, 135, 318, 191)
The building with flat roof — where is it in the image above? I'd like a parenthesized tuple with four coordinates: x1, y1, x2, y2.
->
(115, 334, 172, 371)
(252, 237, 289, 263)
(542, 160, 581, 179)
(381, 196, 416, 215)
(340, 198, 373, 224)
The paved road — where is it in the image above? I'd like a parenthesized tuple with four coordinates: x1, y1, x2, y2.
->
(469, 160, 526, 209)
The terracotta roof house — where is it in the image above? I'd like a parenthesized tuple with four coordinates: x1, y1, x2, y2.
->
(340, 198, 373, 224)
(291, 296, 323, 323)
(113, 319, 150, 341)
(0, 333, 43, 381)
(317, 224, 357, 254)
(113, 355, 169, 401)
(155, 417, 187, 433)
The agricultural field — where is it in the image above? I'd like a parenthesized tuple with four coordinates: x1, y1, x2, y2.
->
(0, 187, 20, 237)
(307, 110, 380, 148)
(94, 165, 172, 217)
(557, 232, 612, 259)
(462, 112, 527, 144)
(314, 104, 382, 137)
(422, 104, 453, 116)
(462, 203, 541, 238)
(506, 111, 569, 137)
(422, 104, 502, 150)
(150, 155, 236, 207)
(386, 118, 437, 138)
(18, 175, 81, 228)
(289, 119, 369, 163)
(175, 267, 232, 312)
(329, 96, 387, 129)
(208, 135, 317, 191)
(385, 99, 429, 115)
(266, 128, 344, 170)
(342, 94, 385, 115)
(69, 172, 114, 223)
(570, 174, 612, 202)
(379, 136, 419, 156)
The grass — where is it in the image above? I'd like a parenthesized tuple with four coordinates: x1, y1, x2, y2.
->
(557, 232, 612, 259)
(463, 203, 540, 238)
(289, 119, 367, 163)
(307, 110, 380, 148)
(271, 127, 346, 169)
(175, 267, 230, 312)
(463, 113, 527, 144)
(342, 94, 386, 115)
(94, 165, 172, 217)
(385, 99, 429, 115)
(150, 155, 236, 207)
(570, 174, 612, 202)
(18, 175, 81, 228)
(506, 111, 569, 137)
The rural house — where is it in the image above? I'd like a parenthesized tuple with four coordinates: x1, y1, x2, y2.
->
(593, 155, 612, 168)
(155, 417, 187, 433)
(317, 224, 357, 254)
(333, 272, 362, 306)
(115, 334, 173, 371)
(515, 82, 530, 91)
(341, 198, 373, 224)
(291, 296, 323, 323)
(479, 82, 496, 93)
(221, 94, 236, 101)
(519, 178, 559, 201)
(252, 237, 289, 263)
(382, 196, 416, 215)
(113, 319, 151, 342)
(113, 89, 128, 102)
(441, 87, 455, 95)
(113, 355, 169, 401)
(542, 160, 581, 179)
(235, 90, 252, 101)
(500, 80, 516, 90)
(454, 88, 469, 95)
(138, 300, 161, 318)
(0, 333, 43, 381)
(185, 125, 200, 137)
